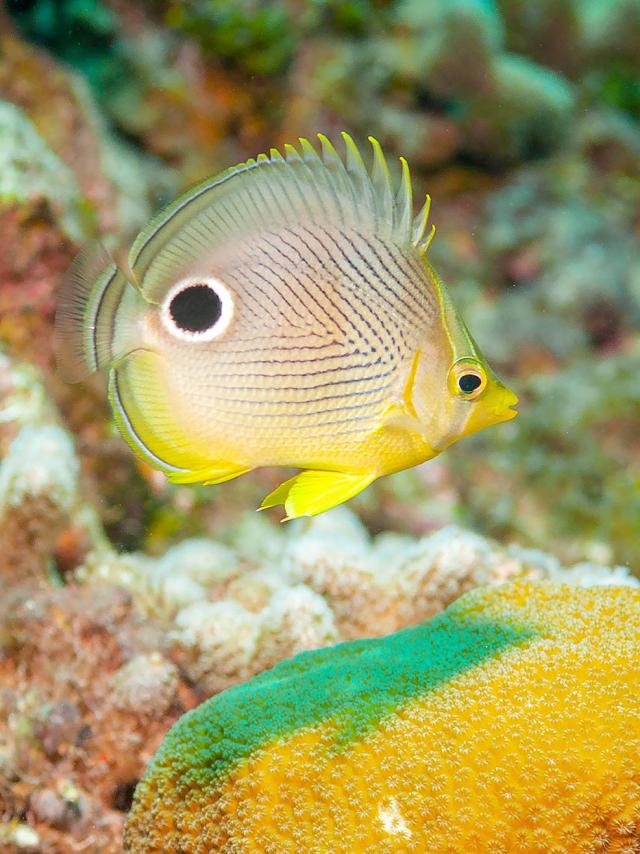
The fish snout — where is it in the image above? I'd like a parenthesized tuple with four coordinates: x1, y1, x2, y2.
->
(460, 381, 519, 439)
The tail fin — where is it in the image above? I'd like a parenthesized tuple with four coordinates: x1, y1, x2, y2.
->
(54, 242, 144, 382)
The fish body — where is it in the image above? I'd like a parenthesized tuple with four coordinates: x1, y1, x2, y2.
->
(55, 134, 517, 519)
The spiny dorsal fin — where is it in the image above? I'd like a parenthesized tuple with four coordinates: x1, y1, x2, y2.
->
(128, 134, 435, 301)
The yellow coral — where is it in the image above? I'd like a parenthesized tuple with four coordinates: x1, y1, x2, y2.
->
(126, 581, 640, 853)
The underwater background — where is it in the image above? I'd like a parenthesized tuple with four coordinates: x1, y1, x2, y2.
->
(0, 0, 638, 851)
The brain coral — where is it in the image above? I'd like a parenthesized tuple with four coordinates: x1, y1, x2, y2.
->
(125, 581, 640, 853)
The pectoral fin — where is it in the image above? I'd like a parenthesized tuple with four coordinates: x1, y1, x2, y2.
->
(260, 470, 376, 520)
(379, 401, 424, 434)
(377, 349, 426, 436)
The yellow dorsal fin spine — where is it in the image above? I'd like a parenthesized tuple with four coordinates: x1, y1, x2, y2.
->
(317, 133, 342, 170)
(396, 157, 413, 242)
(369, 135, 394, 233)
(341, 131, 376, 216)
(419, 223, 436, 255)
(299, 136, 322, 165)
(317, 133, 355, 221)
(284, 143, 303, 165)
(412, 194, 433, 253)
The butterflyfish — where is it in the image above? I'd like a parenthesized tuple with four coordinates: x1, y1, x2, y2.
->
(54, 134, 518, 520)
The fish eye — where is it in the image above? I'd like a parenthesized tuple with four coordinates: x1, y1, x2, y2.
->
(459, 373, 482, 394)
(161, 277, 234, 342)
(449, 361, 487, 400)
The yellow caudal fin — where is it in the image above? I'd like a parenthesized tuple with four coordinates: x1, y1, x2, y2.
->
(260, 470, 376, 520)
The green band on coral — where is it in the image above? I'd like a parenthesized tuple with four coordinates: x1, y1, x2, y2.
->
(147, 600, 537, 790)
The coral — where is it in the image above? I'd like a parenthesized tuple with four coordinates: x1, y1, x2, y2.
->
(13, 0, 625, 174)
(0, 28, 173, 374)
(0, 352, 59, 452)
(449, 349, 640, 568)
(0, 822, 40, 851)
(0, 99, 85, 243)
(110, 653, 179, 719)
(159, 0, 580, 166)
(0, 99, 83, 372)
(390, 0, 575, 164)
(0, 27, 169, 239)
(443, 167, 640, 562)
(0, 425, 79, 581)
(0, 398, 636, 851)
(0, 579, 190, 853)
(477, 158, 640, 363)
(0, 352, 110, 584)
(173, 585, 339, 694)
(76, 507, 638, 697)
(2, 0, 637, 570)
(0, 4, 638, 851)
(165, 0, 296, 77)
(280, 511, 541, 638)
(125, 581, 640, 853)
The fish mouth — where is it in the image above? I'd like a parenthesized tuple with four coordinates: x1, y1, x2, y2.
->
(503, 401, 519, 422)
(498, 386, 519, 422)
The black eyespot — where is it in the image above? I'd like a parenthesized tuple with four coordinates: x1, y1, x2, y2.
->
(458, 373, 482, 394)
(169, 284, 222, 333)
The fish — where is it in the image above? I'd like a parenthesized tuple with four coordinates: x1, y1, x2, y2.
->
(54, 133, 518, 520)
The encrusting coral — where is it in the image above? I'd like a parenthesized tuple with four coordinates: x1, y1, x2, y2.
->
(0, 24, 173, 376)
(125, 580, 640, 853)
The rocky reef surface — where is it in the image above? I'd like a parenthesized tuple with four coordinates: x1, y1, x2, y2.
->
(0, 1, 639, 850)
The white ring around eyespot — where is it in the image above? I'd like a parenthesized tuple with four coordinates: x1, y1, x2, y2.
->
(160, 276, 235, 342)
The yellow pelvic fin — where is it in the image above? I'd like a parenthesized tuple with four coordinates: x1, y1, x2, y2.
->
(260, 470, 376, 521)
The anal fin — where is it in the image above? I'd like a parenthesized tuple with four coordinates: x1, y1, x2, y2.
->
(167, 464, 251, 486)
(110, 350, 251, 487)
(260, 470, 376, 520)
